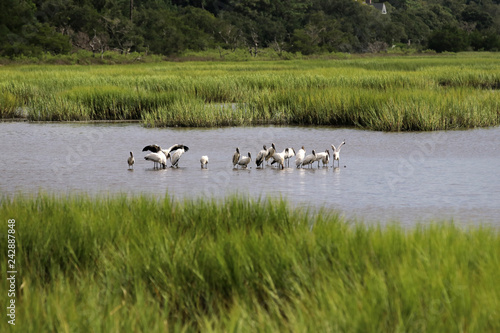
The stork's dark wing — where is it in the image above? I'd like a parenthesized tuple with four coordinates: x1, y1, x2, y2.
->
(168, 144, 189, 153)
(142, 144, 161, 153)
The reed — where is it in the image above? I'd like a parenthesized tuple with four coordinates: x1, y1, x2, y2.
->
(0, 193, 499, 332)
(1, 54, 499, 130)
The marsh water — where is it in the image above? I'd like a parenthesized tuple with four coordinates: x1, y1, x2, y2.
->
(1, 122, 499, 226)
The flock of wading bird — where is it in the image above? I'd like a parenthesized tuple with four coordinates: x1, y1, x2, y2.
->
(127, 141, 346, 170)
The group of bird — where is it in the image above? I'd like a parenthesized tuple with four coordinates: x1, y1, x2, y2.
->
(127, 143, 191, 170)
(127, 140, 345, 170)
(233, 141, 345, 169)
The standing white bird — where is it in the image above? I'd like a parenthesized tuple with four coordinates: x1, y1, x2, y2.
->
(232, 148, 240, 168)
(200, 155, 209, 169)
(331, 140, 346, 168)
(237, 152, 251, 168)
(256, 145, 267, 168)
(284, 148, 295, 167)
(127, 152, 135, 169)
(295, 146, 306, 168)
(302, 150, 316, 168)
(144, 151, 167, 169)
(314, 150, 330, 167)
(271, 148, 288, 169)
(265, 143, 276, 165)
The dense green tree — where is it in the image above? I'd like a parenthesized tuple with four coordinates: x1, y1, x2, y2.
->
(2, 0, 500, 57)
(469, 29, 500, 51)
(428, 25, 470, 52)
(461, 5, 494, 30)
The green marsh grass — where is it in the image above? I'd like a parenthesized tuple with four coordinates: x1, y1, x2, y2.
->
(1, 53, 499, 130)
(1, 193, 499, 331)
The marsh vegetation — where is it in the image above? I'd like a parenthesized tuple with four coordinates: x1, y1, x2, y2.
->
(1, 53, 499, 131)
(1, 193, 499, 331)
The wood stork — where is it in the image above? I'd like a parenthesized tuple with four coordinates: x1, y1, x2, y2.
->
(166, 145, 189, 168)
(284, 147, 295, 167)
(302, 150, 316, 168)
(295, 146, 306, 168)
(144, 151, 167, 169)
(322, 149, 331, 166)
(314, 150, 330, 167)
(127, 152, 134, 169)
(237, 152, 251, 168)
(331, 140, 346, 168)
(265, 143, 276, 165)
(233, 148, 240, 168)
(271, 148, 288, 169)
(200, 155, 209, 169)
(255, 145, 267, 168)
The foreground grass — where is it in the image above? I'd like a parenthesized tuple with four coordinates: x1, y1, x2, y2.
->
(1, 53, 499, 131)
(0, 193, 499, 332)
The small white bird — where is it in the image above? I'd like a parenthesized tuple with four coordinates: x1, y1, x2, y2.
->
(256, 145, 267, 168)
(233, 148, 240, 168)
(314, 150, 330, 167)
(265, 143, 276, 165)
(284, 147, 295, 167)
(144, 151, 167, 169)
(302, 150, 316, 168)
(200, 155, 209, 169)
(331, 140, 346, 168)
(295, 146, 306, 168)
(237, 152, 252, 168)
(127, 152, 134, 169)
(271, 148, 288, 169)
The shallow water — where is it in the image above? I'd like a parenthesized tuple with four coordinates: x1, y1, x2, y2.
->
(1, 122, 499, 226)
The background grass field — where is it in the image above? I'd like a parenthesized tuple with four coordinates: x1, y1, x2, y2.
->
(1, 193, 499, 332)
(1, 53, 499, 131)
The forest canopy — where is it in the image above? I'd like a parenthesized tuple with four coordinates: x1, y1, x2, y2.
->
(1, 0, 499, 58)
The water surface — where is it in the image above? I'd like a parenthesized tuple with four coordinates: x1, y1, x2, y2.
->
(1, 122, 499, 226)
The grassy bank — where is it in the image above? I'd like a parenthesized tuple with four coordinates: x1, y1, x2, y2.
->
(1, 53, 499, 130)
(1, 193, 499, 331)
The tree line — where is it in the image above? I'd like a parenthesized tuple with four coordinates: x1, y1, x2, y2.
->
(1, 0, 499, 58)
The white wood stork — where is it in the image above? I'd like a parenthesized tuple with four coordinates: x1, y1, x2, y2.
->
(331, 140, 346, 168)
(237, 152, 251, 168)
(255, 145, 267, 168)
(144, 151, 167, 169)
(302, 150, 316, 168)
(295, 146, 305, 168)
(314, 150, 330, 167)
(167, 145, 189, 168)
(200, 155, 209, 169)
(265, 143, 276, 165)
(271, 148, 288, 169)
(284, 147, 295, 167)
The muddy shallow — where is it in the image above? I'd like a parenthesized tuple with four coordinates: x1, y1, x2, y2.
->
(1, 122, 499, 226)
